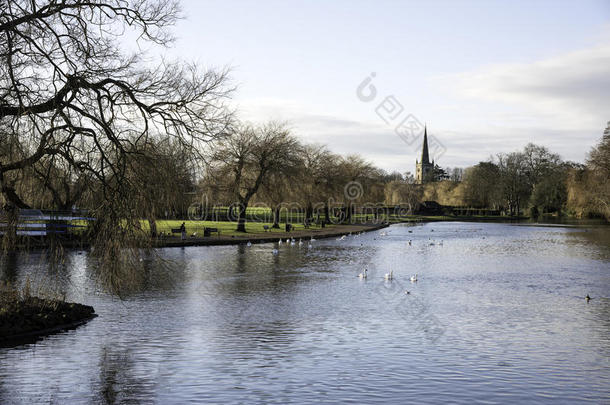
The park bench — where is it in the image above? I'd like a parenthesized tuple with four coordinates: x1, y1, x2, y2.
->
(204, 227, 220, 237)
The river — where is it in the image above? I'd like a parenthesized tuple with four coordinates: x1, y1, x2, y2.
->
(0, 222, 608, 404)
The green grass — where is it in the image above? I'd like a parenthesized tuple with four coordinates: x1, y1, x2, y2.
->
(152, 220, 333, 237)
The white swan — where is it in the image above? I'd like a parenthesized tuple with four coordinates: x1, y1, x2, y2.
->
(278, 239, 282, 245)
(384, 270, 393, 280)
(298, 238, 303, 246)
(358, 269, 368, 279)
(410, 274, 418, 282)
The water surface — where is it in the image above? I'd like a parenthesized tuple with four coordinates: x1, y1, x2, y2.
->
(1, 222, 609, 404)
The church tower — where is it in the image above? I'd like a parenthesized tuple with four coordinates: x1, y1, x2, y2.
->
(415, 126, 434, 184)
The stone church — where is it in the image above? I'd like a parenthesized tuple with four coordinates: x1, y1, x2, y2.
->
(415, 126, 435, 184)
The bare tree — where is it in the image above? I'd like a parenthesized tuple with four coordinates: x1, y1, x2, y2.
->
(0, 0, 231, 208)
(209, 122, 300, 232)
(0, 0, 232, 292)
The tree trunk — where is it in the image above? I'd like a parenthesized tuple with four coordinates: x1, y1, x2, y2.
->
(236, 204, 248, 232)
(272, 205, 281, 229)
(324, 203, 330, 224)
(2, 204, 19, 250)
(148, 218, 157, 238)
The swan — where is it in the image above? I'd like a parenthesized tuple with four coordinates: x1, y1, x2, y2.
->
(586, 294, 591, 302)
(298, 238, 303, 246)
(310, 236, 316, 242)
(278, 239, 282, 245)
(410, 274, 418, 282)
(307, 242, 313, 249)
(384, 270, 393, 280)
(358, 269, 368, 279)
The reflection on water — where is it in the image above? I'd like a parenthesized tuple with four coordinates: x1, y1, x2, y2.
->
(0, 222, 609, 404)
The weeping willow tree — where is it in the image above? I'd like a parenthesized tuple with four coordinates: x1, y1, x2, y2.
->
(0, 0, 233, 293)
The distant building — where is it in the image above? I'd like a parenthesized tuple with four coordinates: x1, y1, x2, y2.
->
(415, 126, 435, 184)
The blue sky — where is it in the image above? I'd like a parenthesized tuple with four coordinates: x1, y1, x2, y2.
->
(161, 0, 610, 173)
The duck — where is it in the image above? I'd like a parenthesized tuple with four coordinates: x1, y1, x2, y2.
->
(410, 274, 418, 282)
(586, 294, 591, 302)
(358, 269, 368, 279)
(384, 270, 393, 280)
(272, 248, 279, 255)
(408, 240, 412, 246)
(405, 290, 410, 295)
(246, 241, 252, 247)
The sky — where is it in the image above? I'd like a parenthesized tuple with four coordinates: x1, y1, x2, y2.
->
(159, 0, 610, 173)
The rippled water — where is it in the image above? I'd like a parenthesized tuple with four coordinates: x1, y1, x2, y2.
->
(1, 222, 609, 404)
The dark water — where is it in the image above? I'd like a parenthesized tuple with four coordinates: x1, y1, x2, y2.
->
(0, 222, 609, 404)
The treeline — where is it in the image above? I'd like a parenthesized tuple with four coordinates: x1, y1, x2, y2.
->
(415, 135, 609, 220)
(7, 119, 609, 229)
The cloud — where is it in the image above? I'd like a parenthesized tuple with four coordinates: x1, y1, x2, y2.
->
(444, 44, 610, 130)
(235, 43, 610, 171)
(237, 98, 420, 171)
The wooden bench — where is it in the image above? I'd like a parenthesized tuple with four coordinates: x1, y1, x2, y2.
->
(204, 227, 220, 237)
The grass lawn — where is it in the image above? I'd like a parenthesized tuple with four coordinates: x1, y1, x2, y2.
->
(152, 220, 332, 237)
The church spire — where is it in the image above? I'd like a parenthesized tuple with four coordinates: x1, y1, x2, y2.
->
(421, 125, 430, 165)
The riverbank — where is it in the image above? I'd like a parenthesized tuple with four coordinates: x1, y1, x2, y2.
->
(153, 222, 390, 247)
(0, 296, 96, 346)
(10, 214, 606, 250)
